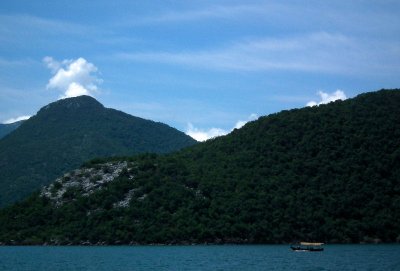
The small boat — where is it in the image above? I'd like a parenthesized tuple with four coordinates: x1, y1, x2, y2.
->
(290, 242, 324, 252)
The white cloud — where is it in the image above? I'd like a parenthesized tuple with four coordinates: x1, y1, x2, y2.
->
(186, 114, 258, 141)
(44, 57, 102, 99)
(43, 56, 61, 73)
(234, 113, 258, 129)
(64, 82, 91, 97)
(3, 115, 31, 124)
(307, 90, 347, 107)
(186, 123, 228, 142)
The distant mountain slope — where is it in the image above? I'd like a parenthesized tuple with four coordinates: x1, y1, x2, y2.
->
(0, 120, 24, 139)
(0, 89, 399, 244)
(0, 96, 196, 206)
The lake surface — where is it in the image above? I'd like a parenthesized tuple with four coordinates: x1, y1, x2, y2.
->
(0, 245, 399, 271)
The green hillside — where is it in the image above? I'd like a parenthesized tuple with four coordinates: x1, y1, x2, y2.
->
(0, 120, 24, 139)
(0, 89, 399, 244)
(0, 96, 197, 206)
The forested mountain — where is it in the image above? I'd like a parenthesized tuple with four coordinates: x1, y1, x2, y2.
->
(0, 96, 196, 206)
(0, 89, 399, 245)
(0, 120, 24, 139)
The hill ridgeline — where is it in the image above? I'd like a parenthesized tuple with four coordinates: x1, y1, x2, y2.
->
(0, 89, 399, 245)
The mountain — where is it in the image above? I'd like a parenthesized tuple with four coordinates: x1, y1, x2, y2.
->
(0, 89, 399, 245)
(0, 96, 196, 206)
(0, 120, 25, 139)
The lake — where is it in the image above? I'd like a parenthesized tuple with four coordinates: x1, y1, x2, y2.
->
(0, 245, 399, 270)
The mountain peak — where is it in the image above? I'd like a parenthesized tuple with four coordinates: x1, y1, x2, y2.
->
(0, 94, 196, 206)
(40, 95, 104, 112)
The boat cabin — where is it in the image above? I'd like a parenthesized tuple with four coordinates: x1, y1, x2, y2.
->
(290, 242, 324, 251)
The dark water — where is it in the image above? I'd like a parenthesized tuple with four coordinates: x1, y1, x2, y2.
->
(0, 245, 399, 271)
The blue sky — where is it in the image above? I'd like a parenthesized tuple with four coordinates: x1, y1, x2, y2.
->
(1, 0, 399, 140)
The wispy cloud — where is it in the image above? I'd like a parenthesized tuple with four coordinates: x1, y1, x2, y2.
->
(130, 4, 272, 25)
(0, 14, 91, 36)
(307, 90, 347, 107)
(186, 114, 258, 141)
(114, 1, 400, 44)
(44, 57, 102, 99)
(116, 32, 400, 76)
(0, 57, 36, 67)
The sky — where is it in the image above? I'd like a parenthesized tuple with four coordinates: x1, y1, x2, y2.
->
(1, 0, 399, 140)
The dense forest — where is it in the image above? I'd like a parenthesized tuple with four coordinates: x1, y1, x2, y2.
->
(0, 96, 196, 206)
(0, 89, 399, 245)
